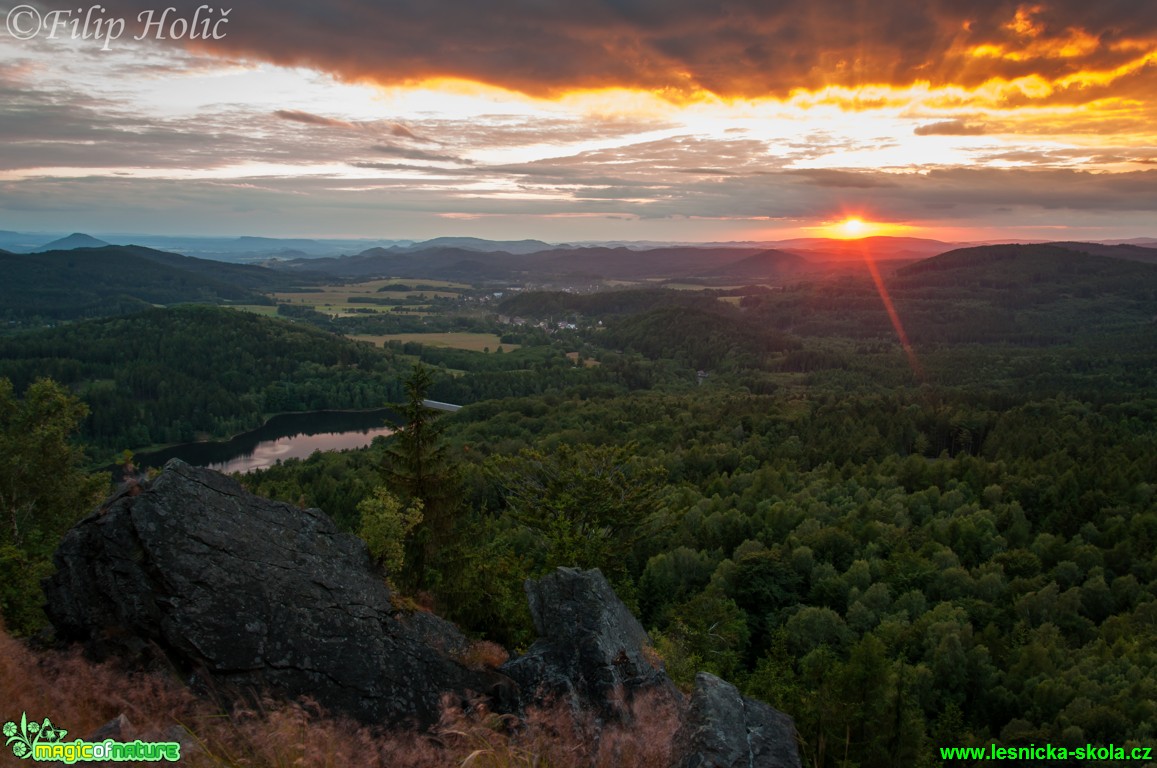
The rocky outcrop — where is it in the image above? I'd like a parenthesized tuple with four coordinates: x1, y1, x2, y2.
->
(672, 672, 802, 768)
(44, 460, 802, 767)
(501, 566, 679, 717)
(43, 459, 511, 727)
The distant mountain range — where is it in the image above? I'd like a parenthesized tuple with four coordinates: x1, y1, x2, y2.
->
(3, 230, 1157, 297)
(268, 237, 1157, 283)
(269, 244, 813, 283)
(2, 228, 1155, 263)
(5, 240, 1152, 351)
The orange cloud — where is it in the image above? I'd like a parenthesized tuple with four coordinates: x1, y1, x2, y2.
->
(84, 1, 1149, 102)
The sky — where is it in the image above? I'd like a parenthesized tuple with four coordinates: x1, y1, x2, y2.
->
(2, 0, 1156, 242)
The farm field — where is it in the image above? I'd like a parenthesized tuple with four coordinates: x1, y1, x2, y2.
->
(272, 280, 468, 317)
(350, 332, 518, 352)
(225, 304, 281, 316)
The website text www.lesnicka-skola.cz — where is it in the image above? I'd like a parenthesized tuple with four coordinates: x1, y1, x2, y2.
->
(940, 743, 1153, 762)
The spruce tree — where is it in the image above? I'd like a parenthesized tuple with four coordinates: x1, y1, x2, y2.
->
(382, 363, 456, 587)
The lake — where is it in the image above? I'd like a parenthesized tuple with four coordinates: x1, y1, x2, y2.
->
(133, 409, 397, 475)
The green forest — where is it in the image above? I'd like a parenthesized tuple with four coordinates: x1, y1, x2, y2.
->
(1, 243, 1155, 767)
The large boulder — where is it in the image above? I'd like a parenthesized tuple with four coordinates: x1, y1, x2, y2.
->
(500, 567, 679, 717)
(43, 459, 512, 726)
(672, 672, 802, 768)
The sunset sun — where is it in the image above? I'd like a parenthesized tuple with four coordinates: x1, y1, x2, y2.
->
(839, 217, 868, 238)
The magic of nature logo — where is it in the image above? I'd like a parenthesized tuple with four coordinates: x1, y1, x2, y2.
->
(3, 711, 181, 763)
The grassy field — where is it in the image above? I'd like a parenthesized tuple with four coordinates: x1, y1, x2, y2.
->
(351, 332, 519, 352)
(662, 282, 761, 291)
(225, 304, 281, 316)
(271, 280, 467, 317)
(565, 351, 600, 367)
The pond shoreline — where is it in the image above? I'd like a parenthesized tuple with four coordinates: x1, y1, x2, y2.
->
(115, 408, 399, 477)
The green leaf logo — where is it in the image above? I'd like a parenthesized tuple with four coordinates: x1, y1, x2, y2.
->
(4, 713, 65, 760)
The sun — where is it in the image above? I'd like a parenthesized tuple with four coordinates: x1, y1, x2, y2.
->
(838, 217, 868, 238)
(817, 216, 913, 240)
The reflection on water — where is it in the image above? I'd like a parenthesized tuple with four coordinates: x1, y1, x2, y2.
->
(204, 425, 395, 474)
(134, 409, 397, 475)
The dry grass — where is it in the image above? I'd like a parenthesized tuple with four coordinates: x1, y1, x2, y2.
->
(457, 641, 510, 671)
(0, 623, 681, 768)
(438, 692, 678, 768)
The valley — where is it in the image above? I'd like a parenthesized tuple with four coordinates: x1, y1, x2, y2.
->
(2, 235, 1155, 767)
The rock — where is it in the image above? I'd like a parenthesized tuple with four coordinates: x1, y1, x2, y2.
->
(500, 567, 679, 717)
(87, 713, 134, 742)
(43, 459, 513, 727)
(672, 672, 802, 768)
(397, 608, 472, 659)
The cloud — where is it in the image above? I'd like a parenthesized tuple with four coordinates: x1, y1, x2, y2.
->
(369, 144, 472, 164)
(274, 110, 354, 128)
(915, 120, 988, 136)
(91, 0, 1157, 104)
(350, 162, 459, 174)
(5, 162, 1157, 239)
(390, 124, 432, 142)
(790, 169, 900, 188)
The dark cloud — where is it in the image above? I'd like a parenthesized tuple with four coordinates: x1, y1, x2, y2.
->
(5, 165, 1157, 237)
(915, 120, 988, 136)
(369, 144, 471, 164)
(790, 169, 900, 188)
(274, 110, 354, 128)
(91, 0, 1157, 100)
(351, 161, 459, 174)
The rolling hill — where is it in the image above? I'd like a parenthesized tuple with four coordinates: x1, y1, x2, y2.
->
(895, 243, 1157, 294)
(1045, 241, 1157, 264)
(695, 249, 811, 280)
(272, 244, 801, 282)
(0, 245, 295, 324)
(33, 232, 110, 251)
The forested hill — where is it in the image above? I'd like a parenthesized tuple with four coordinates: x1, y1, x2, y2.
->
(33, 232, 109, 251)
(896, 243, 1157, 294)
(274, 245, 524, 280)
(726, 243, 1157, 355)
(695, 249, 809, 280)
(124, 246, 321, 291)
(0, 245, 312, 326)
(272, 244, 807, 282)
(0, 305, 405, 452)
(1046, 241, 1157, 264)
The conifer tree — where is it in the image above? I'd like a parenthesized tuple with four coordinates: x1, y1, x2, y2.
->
(382, 363, 456, 587)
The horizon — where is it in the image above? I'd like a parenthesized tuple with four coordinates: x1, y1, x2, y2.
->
(5, 229, 1156, 248)
(3, 1, 1157, 242)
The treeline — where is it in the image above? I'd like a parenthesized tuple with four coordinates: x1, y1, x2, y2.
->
(0, 306, 406, 454)
(601, 305, 800, 371)
(497, 287, 718, 319)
